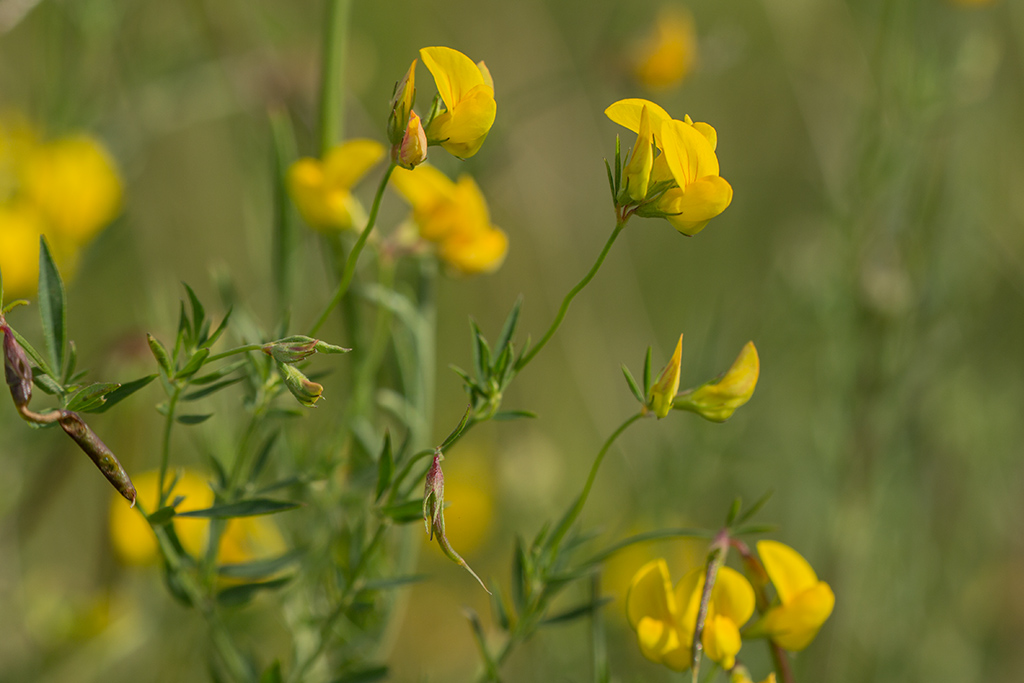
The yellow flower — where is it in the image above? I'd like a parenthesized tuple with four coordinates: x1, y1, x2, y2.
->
(420, 46, 496, 159)
(605, 98, 732, 235)
(109, 470, 285, 567)
(388, 59, 418, 146)
(626, 559, 754, 671)
(391, 164, 508, 275)
(648, 334, 683, 418)
(621, 105, 655, 204)
(755, 540, 835, 651)
(21, 135, 122, 244)
(287, 139, 385, 232)
(0, 203, 45, 297)
(731, 666, 777, 683)
(632, 7, 697, 91)
(676, 341, 759, 422)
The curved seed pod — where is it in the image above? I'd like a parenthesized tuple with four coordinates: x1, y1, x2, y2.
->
(58, 410, 137, 506)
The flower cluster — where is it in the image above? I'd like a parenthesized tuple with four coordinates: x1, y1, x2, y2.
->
(0, 115, 122, 295)
(391, 164, 508, 274)
(626, 542, 834, 676)
(606, 98, 732, 235)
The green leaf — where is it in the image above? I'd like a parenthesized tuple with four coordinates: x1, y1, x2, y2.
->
(725, 496, 742, 526)
(64, 382, 121, 412)
(147, 505, 178, 525)
(177, 413, 214, 425)
(92, 374, 157, 413)
(542, 596, 614, 625)
(218, 550, 301, 579)
(249, 432, 279, 482)
(360, 574, 427, 591)
(621, 365, 645, 404)
(643, 346, 653, 395)
(147, 334, 173, 376)
(614, 134, 622, 195)
(375, 430, 394, 502)
(63, 340, 77, 385)
(182, 375, 245, 401)
(216, 577, 291, 607)
(183, 283, 205, 339)
(439, 404, 473, 451)
(735, 489, 775, 526)
(490, 583, 511, 630)
(470, 319, 485, 380)
(174, 300, 191, 359)
(496, 296, 523, 355)
(604, 158, 615, 198)
(492, 409, 537, 421)
(33, 373, 63, 396)
(203, 306, 233, 349)
(332, 665, 389, 683)
(379, 498, 425, 524)
(176, 498, 300, 519)
(464, 608, 499, 680)
(732, 524, 778, 537)
(37, 237, 67, 376)
(190, 360, 245, 385)
(258, 661, 283, 683)
(511, 536, 529, 614)
(10, 327, 54, 379)
(176, 348, 210, 381)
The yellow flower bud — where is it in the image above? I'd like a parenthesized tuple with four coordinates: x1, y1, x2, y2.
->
(621, 105, 654, 205)
(676, 341, 758, 422)
(647, 334, 683, 418)
(394, 110, 428, 170)
(388, 59, 417, 145)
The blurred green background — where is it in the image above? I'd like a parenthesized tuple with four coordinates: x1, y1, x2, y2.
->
(2, 0, 1023, 681)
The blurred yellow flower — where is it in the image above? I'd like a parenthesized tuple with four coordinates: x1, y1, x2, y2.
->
(626, 558, 754, 671)
(420, 46, 496, 159)
(632, 7, 697, 91)
(648, 333, 683, 418)
(391, 164, 508, 275)
(22, 135, 122, 244)
(676, 341, 759, 422)
(436, 455, 494, 555)
(606, 98, 732, 235)
(755, 540, 834, 651)
(109, 470, 285, 568)
(0, 116, 122, 296)
(731, 667, 777, 683)
(287, 139, 385, 232)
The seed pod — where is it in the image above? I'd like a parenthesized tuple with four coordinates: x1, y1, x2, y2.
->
(58, 410, 137, 506)
(2, 324, 33, 409)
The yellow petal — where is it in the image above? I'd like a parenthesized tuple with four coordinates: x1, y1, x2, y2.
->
(678, 341, 758, 420)
(648, 333, 683, 418)
(636, 616, 681, 664)
(660, 176, 733, 236)
(391, 163, 457, 216)
(323, 138, 385, 190)
(702, 613, 742, 670)
(439, 226, 508, 275)
(757, 540, 819, 604)
(0, 204, 44, 297)
(712, 566, 756, 626)
(692, 122, 717, 151)
(761, 581, 835, 651)
(626, 559, 676, 628)
(426, 84, 496, 158)
(288, 158, 356, 231)
(660, 119, 719, 187)
(604, 98, 673, 141)
(477, 60, 494, 90)
(420, 46, 488, 111)
(622, 105, 654, 203)
(673, 566, 704, 643)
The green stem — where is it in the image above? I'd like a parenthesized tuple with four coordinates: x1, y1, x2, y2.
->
(517, 218, 628, 370)
(547, 411, 646, 553)
(308, 162, 397, 336)
(770, 640, 795, 683)
(157, 384, 183, 507)
(206, 344, 263, 363)
(318, 0, 352, 155)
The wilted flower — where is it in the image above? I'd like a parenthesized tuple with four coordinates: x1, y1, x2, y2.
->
(420, 46, 496, 159)
(753, 540, 835, 651)
(626, 558, 754, 671)
(287, 139, 385, 232)
(675, 341, 759, 422)
(391, 164, 508, 274)
(632, 7, 697, 91)
(606, 98, 732, 235)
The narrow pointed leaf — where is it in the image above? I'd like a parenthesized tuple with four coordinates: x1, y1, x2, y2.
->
(492, 409, 537, 421)
(182, 375, 245, 401)
(37, 237, 66, 375)
(376, 430, 394, 501)
(177, 413, 214, 425)
(496, 296, 523, 354)
(64, 382, 121, 412)
(175, 348, 210, 380)
(218, 550, 301, 579)
(621, 365, 645, 403)
(216, 577, 291, 607)
(176, 498, 301, 518)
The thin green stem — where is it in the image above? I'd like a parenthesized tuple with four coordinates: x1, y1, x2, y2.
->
(308, 162, 397, 337)
(157, 384, 183, 507)
(547, 411, 646, 552)
(517, 218, 628, 370)
(206, 344, 263, 363)
(317, 0, 352, 155)
(770, 640, 795, 683)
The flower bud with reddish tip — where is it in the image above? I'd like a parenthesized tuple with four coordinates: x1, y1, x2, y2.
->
(2, 323, 33, 410)
(393, 111, 428, 170)
(262, 336, 350, 364)
(388, 60, 417, 146)
(58, 410, 137, 506)
(276, 361, 324, 407)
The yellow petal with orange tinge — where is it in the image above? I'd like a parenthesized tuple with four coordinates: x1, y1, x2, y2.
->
(605, 98, 673, 141)
(627, 559, 677, 628)
(758, 540, 820, 603)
